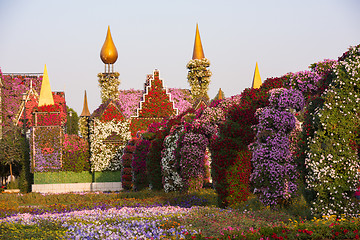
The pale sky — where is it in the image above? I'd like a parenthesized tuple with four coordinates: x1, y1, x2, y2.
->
(1, 0, 359, 114)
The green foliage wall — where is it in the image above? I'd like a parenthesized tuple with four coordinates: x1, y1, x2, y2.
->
(34, 171, 121, 184)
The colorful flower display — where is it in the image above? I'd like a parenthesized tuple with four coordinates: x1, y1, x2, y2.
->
(90, 118, 131, 172)
(132, 136, 151, 191)
(62, 134, 89, 172)
(0, 71, 42, 128)
(129, 70, 177, 137)
(121, 138, 137, 190)
(305, 44, 360, 216)
(250, 88, 304, 206)
(161, 126, 183, 192)
(211, 76, 286, 208)
(0, 206, 198, 239)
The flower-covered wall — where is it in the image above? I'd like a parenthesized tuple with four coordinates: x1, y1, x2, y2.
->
(31, 105, 64, 173)
(90, 100, 131, 172)
(305, 45, 360, 216)
(0, 72, 42, 132)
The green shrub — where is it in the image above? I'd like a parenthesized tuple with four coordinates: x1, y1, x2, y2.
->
(7, 179, 19, 189)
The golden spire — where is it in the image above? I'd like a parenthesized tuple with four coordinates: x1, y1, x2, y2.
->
(252, 62, 262, 89)
(192, 23, 205, 60)
(100, 26, 118, 64)
(80, 90, 90, 117)
(38, 64, 54, 106)
(218, 88, 223, 100)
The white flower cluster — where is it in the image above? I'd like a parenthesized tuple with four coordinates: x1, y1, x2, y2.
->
(161, 129, 183, 192)
(98, 72, 121, 103)
(90, 118, 131, 172)
(187, 58, 212, 100)
(305, 45, 360, 217)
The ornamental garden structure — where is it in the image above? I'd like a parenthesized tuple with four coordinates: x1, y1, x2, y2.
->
(3, 25, 357, 218)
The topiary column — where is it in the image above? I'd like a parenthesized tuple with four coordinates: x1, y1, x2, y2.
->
(250, 88, 304, 207)
(98, 72, 120, 103)
(305, 45, 360, 217)
(187, 58, 212, 102)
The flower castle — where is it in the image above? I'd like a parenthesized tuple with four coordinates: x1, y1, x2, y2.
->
(1, 24, 269, 194)
(4, 24, 217, 192)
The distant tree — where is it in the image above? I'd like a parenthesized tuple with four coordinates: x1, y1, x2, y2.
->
(66, 106, 79, 135)
(0, 125, 24, 181)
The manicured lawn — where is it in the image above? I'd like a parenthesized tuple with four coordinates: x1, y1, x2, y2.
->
(0, 189, 359, 239)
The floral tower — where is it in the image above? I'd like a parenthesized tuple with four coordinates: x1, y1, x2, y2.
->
(79, 90, 90, 140)
(187, 24, 212, 107)
(89, 26, 131, 172)
(31, 65, 65, 172)
(98, 26, 120, 103)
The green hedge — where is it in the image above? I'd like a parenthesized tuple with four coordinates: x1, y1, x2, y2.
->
(34, 171, 121, 184)
(94, 171, 122, 182)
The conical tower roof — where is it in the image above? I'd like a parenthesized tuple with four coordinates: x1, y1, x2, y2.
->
(38, 64, 54, 106)
(218, 88, 223, 100)
(252, 62, 262, 89)
(80, 90, 91, 117)
(100, 26, 118, 64)
(192, 23, 205, 60)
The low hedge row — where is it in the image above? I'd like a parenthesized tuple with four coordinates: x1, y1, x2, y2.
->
(34, 171, 121, 184)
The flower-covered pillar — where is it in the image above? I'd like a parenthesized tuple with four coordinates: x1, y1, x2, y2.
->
(250, 88, 304, 206)
(187, 24, 212, 104)
(306, 45, 360, 217)
(31, 65, 65, 172)
(98, 26, 120, 103)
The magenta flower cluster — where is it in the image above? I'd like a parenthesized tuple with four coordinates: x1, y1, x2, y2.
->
(288, 71, 322, 95)
(0, 68, 42, 127)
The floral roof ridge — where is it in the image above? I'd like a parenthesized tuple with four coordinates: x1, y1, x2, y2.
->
(133, 69, 178, 118)
(193, 94, 209, 110)
(13, 87, 39, 125)
(14, 91, 66, 127)
(91, 98, 124, 120)
(0, 73, 43, 127)
(118, 88, 191, 118)
(35, 104, 61, 112)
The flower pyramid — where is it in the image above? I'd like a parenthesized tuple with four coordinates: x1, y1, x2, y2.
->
(130, 69, 177, 137)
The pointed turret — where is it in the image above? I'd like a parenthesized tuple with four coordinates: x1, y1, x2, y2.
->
(192, 23, 205, 60)
(38, 64, 54, 106)
(80, 90, 91, 117)
(252, 62, 262, 89)
(218, 88, 223, 100)
(100, 26, 118, 65)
